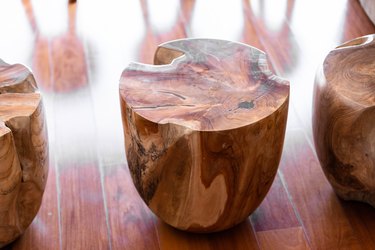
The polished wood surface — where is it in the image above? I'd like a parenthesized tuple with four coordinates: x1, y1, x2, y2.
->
(0, 0, 374, 249)
(313, 34, 375, 207)
(120, 38, 289, 232)
(0, 60, 48, 247)
(360, 0, 375, 24)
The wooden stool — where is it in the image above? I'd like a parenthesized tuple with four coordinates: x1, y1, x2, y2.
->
(313, 35, 375, 207)
(0, 60, 48, 247)
(120, 38, 289, 232)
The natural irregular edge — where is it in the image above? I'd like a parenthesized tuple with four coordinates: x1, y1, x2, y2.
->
(120, 38, 290, 232)
(0, 60, 49, 247)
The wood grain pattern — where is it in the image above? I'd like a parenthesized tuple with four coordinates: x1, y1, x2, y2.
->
(104, 165, 160, 250)
(251, 174, 300, 232)
(257, 227, 310, 250)
(0, 60, 48, 247)
(340, 201, 375, 249)
(281, 130, 362, 249)
(1, 0, 375, 248)
(120, 38, 289, 232)
(59, 165, 109, 249)
(22, 0, 87, 93)
(9, 166, 59, 250)
(313, 34, 375, 207)
(157, 218, 259, 250)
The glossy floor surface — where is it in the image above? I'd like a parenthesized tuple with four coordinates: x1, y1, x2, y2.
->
(1, 0, 375, 249)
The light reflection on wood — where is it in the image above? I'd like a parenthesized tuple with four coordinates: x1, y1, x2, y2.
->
(22, 0, 87, 93)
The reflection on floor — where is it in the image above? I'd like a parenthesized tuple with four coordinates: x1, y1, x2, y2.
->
(0, 0, 374, 249)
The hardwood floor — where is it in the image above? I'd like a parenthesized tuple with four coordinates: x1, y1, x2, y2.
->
(1, 0, 374, 249)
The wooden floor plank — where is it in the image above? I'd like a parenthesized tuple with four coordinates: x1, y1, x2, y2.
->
(241, 3, 306, 234)
(257, 227, 310, 250)
(341, 0, 375, 42)
(279, 130, 362, 250)
(241, 0, 280, 78)
(245, 0, 298, 76)
(103, 165, 160, 250)
(51, 45, 110, 250)
(241, 0, 265, 50)
(157, 219, 259, 250)
(0, 0, 374, 249)
(340, 201, 375, 250)
(251, 174, 300, 232)
(156, 221, 211, 250)
(245, 0, 317, 145)
(9, 165, 60, 250)
(206, 220, 259, 250)
(59, 165, 109, 249)
(137, 0, 190, 64)
(75, 0, 145, 167)
(50, 3, 110, 249)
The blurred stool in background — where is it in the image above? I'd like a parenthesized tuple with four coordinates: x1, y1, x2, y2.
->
(313, 34, 375, 207)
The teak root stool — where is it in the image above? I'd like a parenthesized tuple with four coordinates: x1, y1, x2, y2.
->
(313, 34, 375, 207)
(120, 38, 290, 232)
(0, 60, 48, 247)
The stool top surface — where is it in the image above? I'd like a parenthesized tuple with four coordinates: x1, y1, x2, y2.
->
(120, 38, 289, 131)
(324, 34, 375, 108)
(0, 60, 41, 123)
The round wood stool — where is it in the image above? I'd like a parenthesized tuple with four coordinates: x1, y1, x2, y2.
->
(313, 34, 375, 207)
(0, 60, 48, 247)
(120, 38, 289, 232)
